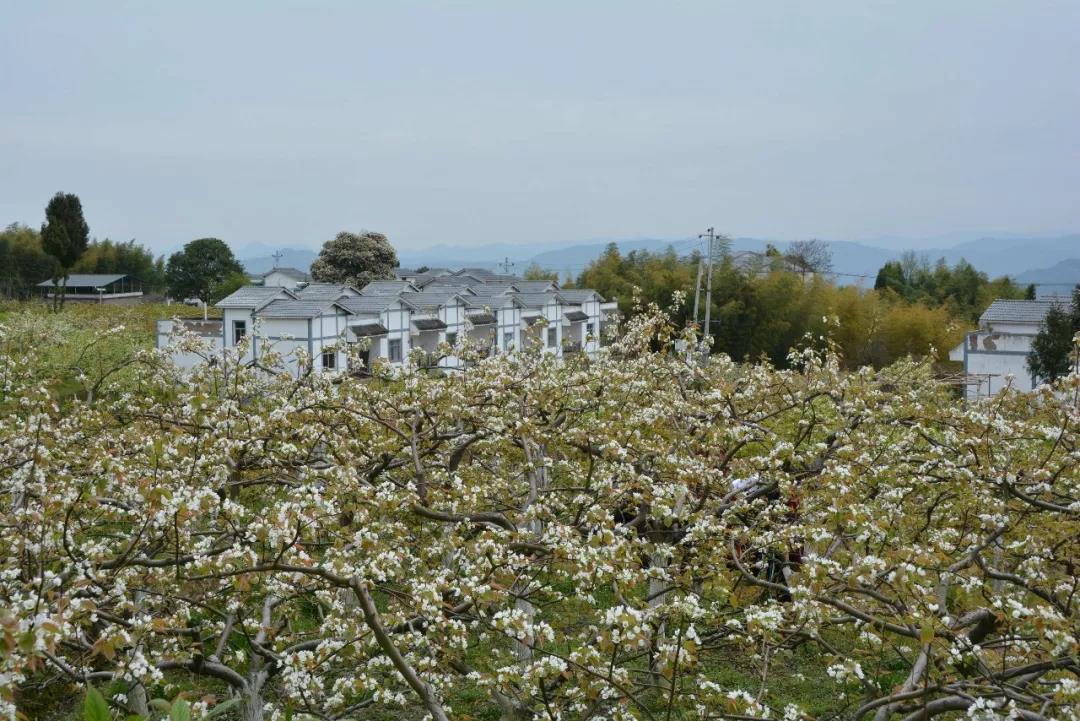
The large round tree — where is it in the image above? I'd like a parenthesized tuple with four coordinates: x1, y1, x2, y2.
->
(310, 230, 398, 288)
(165, 237, 244, 306)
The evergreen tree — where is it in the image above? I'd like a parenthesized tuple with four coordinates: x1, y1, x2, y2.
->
(40, 192, 90, 310)
(1027, 287, 1080, 383)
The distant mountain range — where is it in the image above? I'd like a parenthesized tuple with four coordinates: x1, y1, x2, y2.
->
(239, 234, 1080, 288)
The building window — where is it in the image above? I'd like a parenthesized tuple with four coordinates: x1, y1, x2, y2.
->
(445, 331, 458, 346)
(321, 350, 336, 370)
(232, 320, 246, 346)
(388, 338, 402, 362)
(547, 327, 557, 347)
(586, 322, 595, 337)
(503, 332, 514, 349)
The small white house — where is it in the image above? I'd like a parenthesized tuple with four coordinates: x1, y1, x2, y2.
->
(253, 298, 354, 376)
(949, 299, 1063, 400)
(339, 295, 417, 373)
(253, 267, 311, 289)
(401, 290, 471, 370)
(514, 292, 564, 355)
(558, 289, 605, 355)
(467, 294, 525, 354)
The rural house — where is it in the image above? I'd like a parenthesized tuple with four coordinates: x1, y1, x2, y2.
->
(949, 298, 1063, 400)
(157, 271, 617, 376)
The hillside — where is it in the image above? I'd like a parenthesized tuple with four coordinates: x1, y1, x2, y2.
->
(238, 234, 1080, 286)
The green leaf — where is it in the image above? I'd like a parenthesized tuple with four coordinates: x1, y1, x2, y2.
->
(919, 619, 935, 645)
(203, 698, 241, 720)
(84, 686, 111, 721)
(169, 699, 191, 721)
(149, 699, 172, 715)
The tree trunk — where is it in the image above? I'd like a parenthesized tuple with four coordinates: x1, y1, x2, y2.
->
(125, 683, 149, 717)
(242, 685, 264, 721)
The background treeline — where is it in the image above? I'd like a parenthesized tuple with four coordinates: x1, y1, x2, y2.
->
(0, 223, 165, 299)
(575, 242, 1032, 368)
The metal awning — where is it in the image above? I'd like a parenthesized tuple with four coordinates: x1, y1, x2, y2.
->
(412, 318, 447, 331)
(350, 322, 389, 338)
(564, 310, 588, 322)
(468, 312, 497, 326)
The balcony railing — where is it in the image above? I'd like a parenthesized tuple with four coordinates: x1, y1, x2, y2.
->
(563, 341, 583, 354)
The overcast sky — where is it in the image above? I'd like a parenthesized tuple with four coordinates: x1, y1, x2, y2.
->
(2, 1, 1078, 254)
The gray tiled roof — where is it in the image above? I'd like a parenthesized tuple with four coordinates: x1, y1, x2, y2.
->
(294, 283, 359, 301)
(558, 289, 605, 303)
(465, 294, 520, 310)
(256, 267, 310, 281)
(472, 282, 518, 294)
(257, 299, 349, 319)
(418, 275, 477, 288)
(360, 280, 418, 295)
(979, 299, 1064, 326)
(216, 286, 296, 308)
(512, 292, 563, 309)
(340, 296, 413, 315)
(513, 280, 560, 293)
(401, 291, 467, 313)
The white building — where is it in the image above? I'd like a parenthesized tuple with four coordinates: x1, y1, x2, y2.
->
(558, 289, 606, 354)
(401, 290, 472, 370)
(467, 294, 525, 353)
(513, 292, 564, 354)
(338, 295, 416, 373)
(252, 267, 311, 289)
(949, 299, 1063, 400)
(157, 273, 618, 375)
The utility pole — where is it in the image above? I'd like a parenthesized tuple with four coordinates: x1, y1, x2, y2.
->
(271, 250, 284, 269)
(700, 228, 715, 355)
(498, 256, 515, 275)
(692, 255, 704, 328)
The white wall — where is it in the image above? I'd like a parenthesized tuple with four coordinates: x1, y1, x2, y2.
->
(958, 330, 1038, 400)
(223, 308, 256, 365)
(382, 303, 412, 365)
(582, 297, 602, 353)
(262, 270, 303, 289)
(155, 320, 224, 370)
(497, 303, 522, 352)
(543, 300, 562, 355)
(439, 300, 468, 369)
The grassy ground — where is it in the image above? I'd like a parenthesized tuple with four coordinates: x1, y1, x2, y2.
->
(0, 299, 218, 401)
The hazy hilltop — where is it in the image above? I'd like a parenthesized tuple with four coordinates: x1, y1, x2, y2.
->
(238, 234, 1080, 286)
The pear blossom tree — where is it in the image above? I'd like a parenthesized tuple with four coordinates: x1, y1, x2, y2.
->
(1, 305, 1077, 721)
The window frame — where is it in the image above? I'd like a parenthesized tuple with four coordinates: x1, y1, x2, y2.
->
(232, 319, 247, 346)
(321, 349, 337, 370)
(388, 338, 403, 363)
